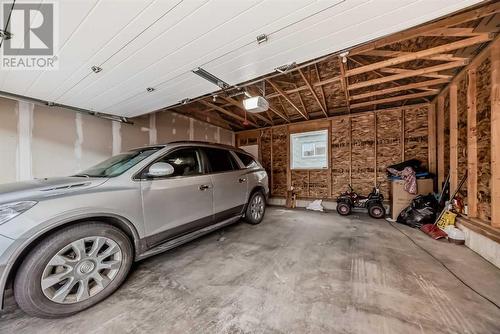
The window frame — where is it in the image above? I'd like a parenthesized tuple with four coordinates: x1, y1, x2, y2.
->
(134, 147, 207, 181)
(199, 147, 242, 175)
(290, 129, 329, 170)
(234, 151, 259, 169)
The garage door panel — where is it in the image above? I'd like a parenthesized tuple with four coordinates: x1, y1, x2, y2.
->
(0, 0, 99, 93)
(61, 0, 261, 109)
(23, 0, 154, 100)
(48, 0, 184, 103)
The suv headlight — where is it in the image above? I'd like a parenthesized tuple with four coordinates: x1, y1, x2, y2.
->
(0, 201, 38, 225)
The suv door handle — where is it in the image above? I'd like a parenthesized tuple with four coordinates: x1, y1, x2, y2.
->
(199, 184, 211, 191)
(238, 177, 247, 183)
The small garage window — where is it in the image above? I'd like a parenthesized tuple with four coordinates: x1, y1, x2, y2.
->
(290, 130, 328, 169)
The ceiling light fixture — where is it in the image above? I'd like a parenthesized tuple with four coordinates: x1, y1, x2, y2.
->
(91, 65, 102, 73)
(146, 87, 155, 93)
(256, 34, 268, 44)
(274, 62, 296, 74)
(339, 51, 349, 64)
(192, 67, 230, 89)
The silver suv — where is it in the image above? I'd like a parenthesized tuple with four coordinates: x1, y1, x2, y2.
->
(0, 141, 268, 318)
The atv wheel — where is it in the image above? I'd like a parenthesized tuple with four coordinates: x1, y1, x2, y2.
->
(336, 202, 351, 216)
(368, 203, 385, 219)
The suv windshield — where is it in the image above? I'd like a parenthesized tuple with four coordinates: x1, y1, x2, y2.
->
(75, 147, 162, 178)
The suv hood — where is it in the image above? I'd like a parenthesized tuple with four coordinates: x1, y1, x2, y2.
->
(0, 177, 109, 204)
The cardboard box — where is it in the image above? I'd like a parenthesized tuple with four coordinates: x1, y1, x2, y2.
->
(391, 178, 434, 220)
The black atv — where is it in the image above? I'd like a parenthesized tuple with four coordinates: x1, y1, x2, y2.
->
(336, 184, 385, 219)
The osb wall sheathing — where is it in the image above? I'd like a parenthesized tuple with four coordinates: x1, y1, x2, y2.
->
(271, 126, 287, 197)
(331, 117, 351, 196)
(457, 76, 468, 201)
(351, 114, 376, 196)
(291, 170, 309, 197)
(241, 104, 430, 199)
(376, 109, 403, 198)
(404, 105, 429, 169)
(476, 56, 491, 221)
(309, 170, 329, 198)
(444, 93, 451, 176)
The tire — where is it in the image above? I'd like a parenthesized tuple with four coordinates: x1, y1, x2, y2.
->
(368, 203, 385, 219)
(14, 222, 133, 318)
(244, 191, 266, 225)
(336, 202, 351, 216)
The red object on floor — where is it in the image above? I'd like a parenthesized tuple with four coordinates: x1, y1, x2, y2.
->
(420, 224, 448, 240)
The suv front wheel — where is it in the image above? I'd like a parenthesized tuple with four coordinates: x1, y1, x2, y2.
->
(14, 222, 133, 318)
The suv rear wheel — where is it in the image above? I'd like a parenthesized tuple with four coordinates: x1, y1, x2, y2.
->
(14, 222, 133, 318)
(244, 191, 266, 225)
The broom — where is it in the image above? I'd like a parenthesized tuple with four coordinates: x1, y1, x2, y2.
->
(421, 172, 467, 239)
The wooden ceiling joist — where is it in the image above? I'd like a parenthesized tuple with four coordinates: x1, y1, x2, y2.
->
(314, 63, 328, 112)
(350, 2, 500, 56)
(420, 27, 485, 37)
(297, 68, 328, 117)
(348, 59, 469, 91)
(349, 78, 450, 101)
(199, 100, 258, 128)
(268, 105, 289, 122)
(350, 91, 437, 109)
(169, 2, 498, 130)
(266, 75, 341, 99)
(359, 50, 470, 62)
(347, 33, 493, 77)
(266, 79, 309, 120)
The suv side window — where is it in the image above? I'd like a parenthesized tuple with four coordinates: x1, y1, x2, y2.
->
(203, 148, 239, 173)
(155, 148, 203, 177)
(235, 152, 258, 168)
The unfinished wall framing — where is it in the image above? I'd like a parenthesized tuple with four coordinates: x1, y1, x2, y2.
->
(432, 37, 499, 229)
(236, 104, 430, 199)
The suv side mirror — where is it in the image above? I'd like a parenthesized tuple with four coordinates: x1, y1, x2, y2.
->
(147, 162, 174, 178)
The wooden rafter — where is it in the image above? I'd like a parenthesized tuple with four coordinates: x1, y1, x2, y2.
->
(266, 79, 309, 120)
(338, 59, 351, 113)
(349, 78, 450, 101)
(350, 91, 437, 109)
(294, 83, 309, 118)
(266, 75, 341, 99)
(268, 105, 289, 122)
(349, 56, 432, 103)
(297, 67, 328, 117)
(351, 2, 500, 55)
(420, 27, 485, 37)
(314, 63, 328, 111)
(199, 100, 258, 128)
(348, 60, 469, 91)
(347, 34, 493, 77)
(359, 50, 470, 62)
(221, 96, 272, 125)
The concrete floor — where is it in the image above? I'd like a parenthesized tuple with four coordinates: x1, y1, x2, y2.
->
(1, 207, 500, 333)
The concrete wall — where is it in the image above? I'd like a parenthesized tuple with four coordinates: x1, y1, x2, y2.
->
(0, 96, 234, 184)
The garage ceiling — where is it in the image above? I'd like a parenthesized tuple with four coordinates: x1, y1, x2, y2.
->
(0, 0, 484, 118)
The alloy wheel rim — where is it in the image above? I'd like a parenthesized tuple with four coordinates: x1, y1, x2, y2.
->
(41, 236, 122, 304)
(250, 194, 264, 221)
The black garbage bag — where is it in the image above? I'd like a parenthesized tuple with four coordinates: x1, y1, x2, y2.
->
(396, 194, 438, 228)
(412, 194, 438, 211)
